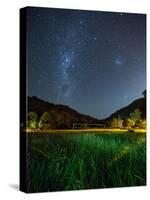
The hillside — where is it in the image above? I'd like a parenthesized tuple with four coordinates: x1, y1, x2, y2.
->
(105, 97, 146, 122)
(27, 96, 146, 129)
(28, 96, 101, 129)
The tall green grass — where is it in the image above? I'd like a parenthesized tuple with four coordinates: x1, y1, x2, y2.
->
(26, 131, 146, 192)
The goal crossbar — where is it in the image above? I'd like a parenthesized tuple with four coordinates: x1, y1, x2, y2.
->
(72, 123, 105, 129)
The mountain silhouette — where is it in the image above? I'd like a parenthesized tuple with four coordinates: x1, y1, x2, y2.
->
(28, 96, 146, 128)
(28, 96, 101, 129)
(105, 97, 146, 122)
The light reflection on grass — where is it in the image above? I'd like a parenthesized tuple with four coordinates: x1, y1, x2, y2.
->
(26, 128, 146, 134)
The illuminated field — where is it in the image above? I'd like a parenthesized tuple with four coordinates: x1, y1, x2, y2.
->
(26, 130, 146, 193)
(26, 128, 146, 134)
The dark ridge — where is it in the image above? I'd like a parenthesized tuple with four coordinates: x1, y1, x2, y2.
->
(28, 96, 101, 128)
(105, 97, 146, 121)
(27, 96, 146, 128)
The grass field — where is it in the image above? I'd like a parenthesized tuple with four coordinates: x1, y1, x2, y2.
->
(26, 130, 146, 193)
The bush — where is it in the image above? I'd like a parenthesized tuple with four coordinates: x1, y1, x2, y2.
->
(130, 109, 141, 122)
(138, 120, 146, 129)
(27, 120, 38, 129)
(109, 117, 123, 128)
(27, 112, 38, 129)
(28, 112, 38, 121)
(123, 118, 135, 129)
(39, 112, 52, 129)
(30, 120, 38, 129)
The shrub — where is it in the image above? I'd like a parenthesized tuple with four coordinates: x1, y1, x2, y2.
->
(130, 109, 141, 122)
(30, 120, 38, 129)
(28, 112, 38, 121)
(109, 117, 123, 128)
(39, 112, 52, 129)
(123, 118, 135, 129)
(138, 120, 146, 129)
(27, 112, 38, 129)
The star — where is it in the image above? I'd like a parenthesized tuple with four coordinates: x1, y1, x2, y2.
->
(28, 7, 146, 118)
(65, 57, 69, 63)
(115, 55, 123, 66)
(115, 58, 123, 65)
(71, 64, 75, 68)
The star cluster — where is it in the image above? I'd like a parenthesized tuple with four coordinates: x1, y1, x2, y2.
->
(27, 7, 146, 119)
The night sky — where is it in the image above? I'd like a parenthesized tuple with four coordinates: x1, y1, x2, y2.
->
(27, 7, 146, 119)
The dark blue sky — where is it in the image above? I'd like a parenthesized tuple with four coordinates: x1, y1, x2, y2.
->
(27, 7, 146, 119)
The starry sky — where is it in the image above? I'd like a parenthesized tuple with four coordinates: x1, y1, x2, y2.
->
(27, 7, 146, 119)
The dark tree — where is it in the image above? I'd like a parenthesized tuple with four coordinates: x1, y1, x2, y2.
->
(28, 112, 38, 121)
(142, 90, 146, 98)
(130, 109, 141, 122)
(39, 112, 52, 129)
(123, 118, 135, 129)
(27, 112, 38, 129)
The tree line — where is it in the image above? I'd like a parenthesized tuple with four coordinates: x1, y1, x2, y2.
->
(108, 108, 146, 129)
(25, 108, 146, 130)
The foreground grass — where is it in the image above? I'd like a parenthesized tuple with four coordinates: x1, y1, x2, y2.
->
(26, 131, 146, 193)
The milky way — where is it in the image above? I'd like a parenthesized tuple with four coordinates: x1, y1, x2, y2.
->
(27, 7, 146, 119)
